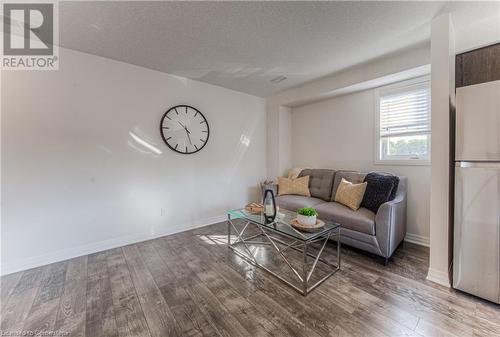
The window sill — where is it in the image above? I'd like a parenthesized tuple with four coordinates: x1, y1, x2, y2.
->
(374, 159, 431, 167)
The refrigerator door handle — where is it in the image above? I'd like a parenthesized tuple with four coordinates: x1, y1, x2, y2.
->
(456, 161, 500, 169)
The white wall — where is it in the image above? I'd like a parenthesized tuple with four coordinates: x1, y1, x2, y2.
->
(428, 14, 455, 287)
(278, 106, 292, 176)
(454, 8, 499, 53)
(266, 43, 430, 179)
(266, 104, 292, 178)
(292, 90, 430, 244)
(1, 47, 267, 275)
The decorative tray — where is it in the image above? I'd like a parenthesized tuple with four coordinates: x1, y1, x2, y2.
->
(245, 203, 264, 214)
(291, 218, 325, 232)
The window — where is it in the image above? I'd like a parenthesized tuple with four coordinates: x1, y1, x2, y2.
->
(375, 77, 431, 164)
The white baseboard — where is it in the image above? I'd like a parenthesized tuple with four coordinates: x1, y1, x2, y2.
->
(426, 268, 450, 287)
(1, 214, 226, 276)
(404, 233, 430, 247)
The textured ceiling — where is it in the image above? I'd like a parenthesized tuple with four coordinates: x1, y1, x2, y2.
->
(59, 1, 499, 97)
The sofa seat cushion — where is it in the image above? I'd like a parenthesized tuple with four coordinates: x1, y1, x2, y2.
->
(275, 195, 326, 212)
(315, 202, 376, 235)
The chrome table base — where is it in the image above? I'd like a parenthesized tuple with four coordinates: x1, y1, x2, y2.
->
(227, 216, 341, 296)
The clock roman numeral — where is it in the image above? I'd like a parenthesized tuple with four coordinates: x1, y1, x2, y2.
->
(174, 144, 178, 150)
(194, 144, 198, 150)
(185, 146, 188, 153)
(174, 108, 179, 115)
(166, 115, 172, 120)
(200, 138, 206, 143)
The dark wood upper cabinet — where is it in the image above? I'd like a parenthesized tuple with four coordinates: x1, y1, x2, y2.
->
(456, 43, 500, 88)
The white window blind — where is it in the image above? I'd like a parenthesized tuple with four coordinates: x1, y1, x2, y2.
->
(376, 78, 431, 164)
(380, 84, 431, 138)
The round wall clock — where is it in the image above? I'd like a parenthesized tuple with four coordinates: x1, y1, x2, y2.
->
(160, 105, 210, 154)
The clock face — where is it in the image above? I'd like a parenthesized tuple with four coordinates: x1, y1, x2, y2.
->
(160, 105, 209, 154)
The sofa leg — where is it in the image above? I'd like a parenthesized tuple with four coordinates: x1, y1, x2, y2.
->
(383, 257, 389, 266)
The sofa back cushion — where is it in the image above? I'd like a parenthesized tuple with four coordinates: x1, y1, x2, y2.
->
(331, 171, 367, 201)
(298, 169, 335, 201)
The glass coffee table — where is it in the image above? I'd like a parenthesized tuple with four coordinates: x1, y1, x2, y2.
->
(226, 208, 341, 295)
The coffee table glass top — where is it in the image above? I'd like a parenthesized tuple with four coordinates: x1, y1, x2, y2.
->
(227, 208, 340, 241)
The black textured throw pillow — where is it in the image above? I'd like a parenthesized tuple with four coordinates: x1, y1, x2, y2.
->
(388, 176, 400, 201)
(360, 173, 397, 213)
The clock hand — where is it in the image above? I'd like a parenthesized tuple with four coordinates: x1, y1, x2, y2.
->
(177, 121, 192, 134)
(177, 121, 192, 144)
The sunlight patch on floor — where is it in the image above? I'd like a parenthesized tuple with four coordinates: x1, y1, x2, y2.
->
(197, 234, 234, 245)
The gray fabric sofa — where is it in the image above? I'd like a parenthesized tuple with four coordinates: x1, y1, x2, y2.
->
(269, 169, 407, 264)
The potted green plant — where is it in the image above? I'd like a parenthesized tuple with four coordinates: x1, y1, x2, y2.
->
(297, 207, 318, 226)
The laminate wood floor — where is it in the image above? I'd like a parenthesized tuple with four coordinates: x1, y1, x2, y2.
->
(1, 220, 499, 337)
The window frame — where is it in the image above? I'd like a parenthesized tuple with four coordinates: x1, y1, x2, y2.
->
(374, 76, 431, 166)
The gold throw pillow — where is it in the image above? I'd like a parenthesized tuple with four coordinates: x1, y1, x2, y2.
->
(278, 176, 311, 197)
(335, 178, 367, 211)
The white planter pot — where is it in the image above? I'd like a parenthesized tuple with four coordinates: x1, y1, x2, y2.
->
(297, 214, 317, 226)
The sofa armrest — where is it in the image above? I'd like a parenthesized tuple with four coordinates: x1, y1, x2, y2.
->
(374, 179, 407, 258)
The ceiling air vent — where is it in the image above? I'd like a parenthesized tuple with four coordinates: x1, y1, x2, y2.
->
(270, 75, 287, 84)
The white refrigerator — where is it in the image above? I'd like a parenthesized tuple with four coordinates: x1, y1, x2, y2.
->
(454, 80, 500, 304)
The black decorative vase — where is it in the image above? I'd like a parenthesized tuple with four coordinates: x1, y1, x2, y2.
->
(263, 189, 277, 223)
